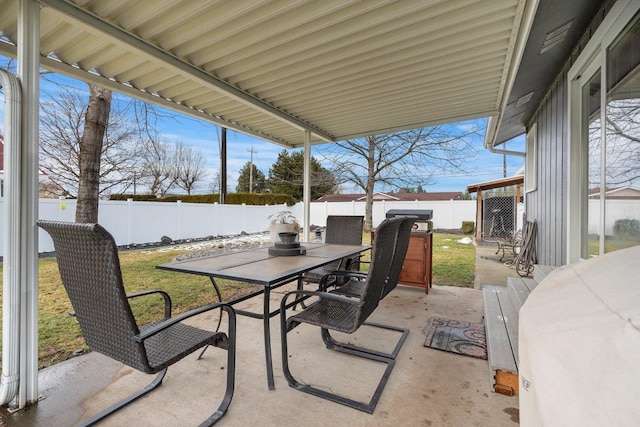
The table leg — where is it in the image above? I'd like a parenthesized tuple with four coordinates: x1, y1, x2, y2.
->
(293, 274, 308, 310)
(263, 286, 275, 390)
(206, 277, 276, 389)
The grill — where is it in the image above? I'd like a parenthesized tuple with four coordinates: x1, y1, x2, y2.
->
(385, 209, 433, 232)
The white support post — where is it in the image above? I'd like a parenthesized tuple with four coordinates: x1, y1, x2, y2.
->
(302, 131, 311, 242)
(176, 200, 182, 240)
(242, 203, 247, 233)
(127, 198, 133, 245)
(17, 0, 40, 408)
(0, 67, 22, 407)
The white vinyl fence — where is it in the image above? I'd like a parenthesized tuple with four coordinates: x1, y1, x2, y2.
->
(0, 198, 475, 255)
(588, 199, 640, 236)
(310, 199, 475, 230)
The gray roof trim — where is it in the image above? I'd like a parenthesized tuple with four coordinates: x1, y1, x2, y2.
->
(486, 0, 608, 148)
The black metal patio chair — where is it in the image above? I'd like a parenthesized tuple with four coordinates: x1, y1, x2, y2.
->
(279, 217, 408, 413)
(492, 229, 523, 261)
(299, 215, 364, 284)
(330, 216, 414, 300)
(37, 220, 236, 427)
(318, 216, 414, 360)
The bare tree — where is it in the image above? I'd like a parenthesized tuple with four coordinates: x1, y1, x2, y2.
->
(39, 84, 143, 216)
(173, 141, 208, 195)
(4, 59, 129, 222)
(319, 126, 480, 230)
(75, 85, 112, 222)
(140, 137, 178, 197)
(210, 171, 221, 194)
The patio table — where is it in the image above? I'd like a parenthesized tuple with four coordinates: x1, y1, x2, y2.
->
(156, 242, 370, 390)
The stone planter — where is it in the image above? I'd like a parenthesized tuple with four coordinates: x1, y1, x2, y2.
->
(269, 223, 299, 242)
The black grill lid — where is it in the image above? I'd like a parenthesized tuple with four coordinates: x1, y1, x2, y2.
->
(385, 209, 433, 220)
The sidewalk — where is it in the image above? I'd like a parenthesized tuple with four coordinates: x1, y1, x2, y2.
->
(473, 243, 522, 289)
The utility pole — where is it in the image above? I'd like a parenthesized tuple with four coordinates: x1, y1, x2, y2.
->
(248, 146, 257, 193)
(220, 127, 227, 204)
(503, 142, 507, 178)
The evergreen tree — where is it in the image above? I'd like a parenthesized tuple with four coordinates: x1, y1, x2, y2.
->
(236, 161, 267, 193)
(267, 150, 336, 201)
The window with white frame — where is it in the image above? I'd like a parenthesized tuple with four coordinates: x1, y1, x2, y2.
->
(570, 2, 640, 260)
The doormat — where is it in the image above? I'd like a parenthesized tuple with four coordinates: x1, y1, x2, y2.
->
(424, 317, 487, 360)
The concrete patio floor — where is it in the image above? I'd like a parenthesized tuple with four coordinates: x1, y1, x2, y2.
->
(2, 242, 521, 426)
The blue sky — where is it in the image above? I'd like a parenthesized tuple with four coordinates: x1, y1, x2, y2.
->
(0, 57, 525, 194)
(146, 104, 526, 194)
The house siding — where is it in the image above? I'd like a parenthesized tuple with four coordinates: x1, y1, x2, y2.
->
(525, 0, 616, 266)
(526, 71, 569, 267)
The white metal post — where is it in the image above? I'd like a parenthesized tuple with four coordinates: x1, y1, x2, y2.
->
(17, 0, 40, 407)
(302, 131, 311, 242)
(0, 67, 22, 407)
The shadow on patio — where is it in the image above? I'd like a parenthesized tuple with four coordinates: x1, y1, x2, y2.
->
(2, 247, 520, 427)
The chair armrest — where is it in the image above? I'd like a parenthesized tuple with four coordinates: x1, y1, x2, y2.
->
(341, 253, 364, 270)
(134, 302, 235, 342)
(280, 289, 361, 315)
(127, 289, 172, 319)
(319, 270, 367, 290)
(319, 270, 367, 284)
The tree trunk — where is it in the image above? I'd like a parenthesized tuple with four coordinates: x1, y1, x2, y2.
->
(364, 137, 376, 232)
(75, 85, 112, 223)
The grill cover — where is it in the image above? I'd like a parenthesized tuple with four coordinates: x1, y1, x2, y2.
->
(385, 209, 433, 221)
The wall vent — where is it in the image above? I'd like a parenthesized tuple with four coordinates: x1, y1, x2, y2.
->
(540, 20, 574, 54)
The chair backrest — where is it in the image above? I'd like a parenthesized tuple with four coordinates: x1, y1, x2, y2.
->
(380, 217, 415, 299)
(37, 220, 150, 372)
(324, 215, 364, 245)
(354, 217, 405, 326)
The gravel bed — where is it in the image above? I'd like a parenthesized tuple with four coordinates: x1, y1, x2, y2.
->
(169, 233, 273, 261)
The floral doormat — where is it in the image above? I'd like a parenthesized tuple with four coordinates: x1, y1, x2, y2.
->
(424, 317, 487, 360)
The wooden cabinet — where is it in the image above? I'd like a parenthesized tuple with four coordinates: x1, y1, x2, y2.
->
(371, 230, 433, 294)
(398, 232, 432, 293)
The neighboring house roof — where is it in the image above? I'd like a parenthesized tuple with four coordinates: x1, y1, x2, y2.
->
(588, 187, 640, 199)
(315, 191, 463, 202)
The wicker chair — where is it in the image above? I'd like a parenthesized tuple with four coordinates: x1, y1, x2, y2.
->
(37, 220, 236, 427)
(280, 217, 408, 413)
(300, 215, 364, 284)
(330, 216, 414, 299)
(318, 216, 414, 360)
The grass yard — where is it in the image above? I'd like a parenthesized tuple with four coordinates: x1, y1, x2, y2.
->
(431, 233, 476, 287)
(2, 248, 261, 369)
(0, 230, 476, 369)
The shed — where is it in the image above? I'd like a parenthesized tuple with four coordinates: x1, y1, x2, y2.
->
(467, 175, 524, 243)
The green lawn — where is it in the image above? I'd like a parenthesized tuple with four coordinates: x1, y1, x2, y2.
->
(431, 233, 476, 286)
(2, 248, 261, 369)
(587, 236, 640, 257)
(1, 231, 476, 369)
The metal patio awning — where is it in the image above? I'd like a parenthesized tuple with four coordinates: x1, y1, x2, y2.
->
(0, 0, 534, 147)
